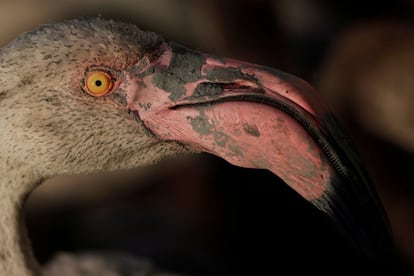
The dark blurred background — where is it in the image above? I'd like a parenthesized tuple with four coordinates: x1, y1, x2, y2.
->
(1, 0, 414, 274)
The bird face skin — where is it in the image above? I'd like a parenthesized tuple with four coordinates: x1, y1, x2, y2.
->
(0, 17, 391, 267)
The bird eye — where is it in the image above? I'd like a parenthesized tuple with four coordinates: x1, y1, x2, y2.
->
(84, 71, 114, 96)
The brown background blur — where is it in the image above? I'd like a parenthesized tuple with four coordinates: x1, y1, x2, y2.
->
(1, 0, 414, 274)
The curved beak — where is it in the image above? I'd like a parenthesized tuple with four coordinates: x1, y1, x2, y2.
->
(128, 42, 392, 259)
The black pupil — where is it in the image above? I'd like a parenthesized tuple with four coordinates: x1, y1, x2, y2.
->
(95, 80, 102, 87)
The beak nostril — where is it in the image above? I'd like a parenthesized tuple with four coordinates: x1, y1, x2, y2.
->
(221, 82, 264, 93)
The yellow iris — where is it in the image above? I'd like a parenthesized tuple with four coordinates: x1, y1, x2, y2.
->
(85, 71, 113, 96)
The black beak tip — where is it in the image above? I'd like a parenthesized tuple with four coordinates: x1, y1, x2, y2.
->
(314, 177, 393, 261)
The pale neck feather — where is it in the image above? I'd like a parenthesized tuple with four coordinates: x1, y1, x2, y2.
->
(0, 157, 43, 276)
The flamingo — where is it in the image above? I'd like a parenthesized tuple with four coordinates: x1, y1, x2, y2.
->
(0, 18, 392, 275)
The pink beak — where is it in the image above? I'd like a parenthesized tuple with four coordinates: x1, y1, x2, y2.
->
(127, 42, 391, 259)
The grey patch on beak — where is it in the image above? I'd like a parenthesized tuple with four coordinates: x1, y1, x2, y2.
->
(151, 43, 206, 101)
(228, 143, 244, 157)
(192, 82, 224, 98)
(204, 67, 258, 83)
(214, 131, 230, 147)
(152, 70, 185, 101)
(188, 114, 213, 135)
(243, 124, 260, 137)
(169, 43, 205, 82)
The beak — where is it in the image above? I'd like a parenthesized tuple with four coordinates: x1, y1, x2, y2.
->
(129, 42, 392, 259)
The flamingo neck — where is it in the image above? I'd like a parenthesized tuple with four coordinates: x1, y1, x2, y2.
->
(0, 158, 43, 276)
